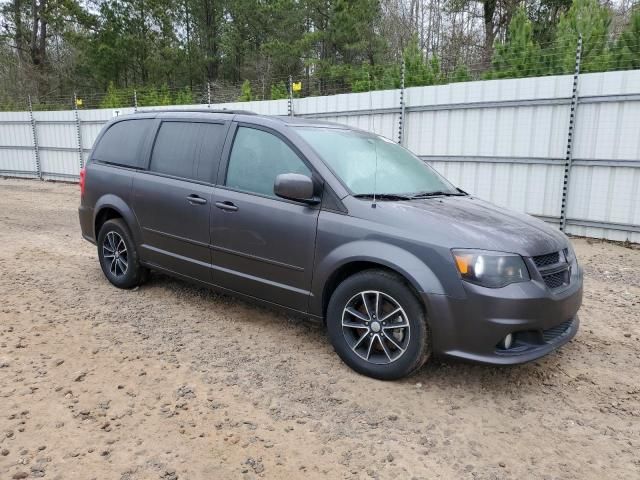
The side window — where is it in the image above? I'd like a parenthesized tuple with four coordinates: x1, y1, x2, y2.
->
(225, 127, 311, 197)
(92, 119, 153, 168)
(149, 121, 226, 182)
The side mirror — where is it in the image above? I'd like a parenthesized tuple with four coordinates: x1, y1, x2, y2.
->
(274, 173, 319, 204)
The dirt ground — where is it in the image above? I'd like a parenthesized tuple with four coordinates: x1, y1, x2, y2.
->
(0, 177, 638, 480)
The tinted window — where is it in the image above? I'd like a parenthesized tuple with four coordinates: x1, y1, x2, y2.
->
(93, 119, 153, 168)
(150, 121, 226, 182)
(226, 127, 311, 197)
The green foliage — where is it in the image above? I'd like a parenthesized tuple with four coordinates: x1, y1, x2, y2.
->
(100, 82, 125, 108)
(489, 7, 543, 78)
(554, 0, 612, 73)
(449, 64, 472, 83)
(613, 7, 640, 69)
(349, 63, 399, 92)
(2, 0, 638, 110)
(403, 38, 443, 87)
(238, 80, 253, 102)
(174, 87, 194, 105)
(270, 81, 289, 100)
(529, 0, 573, 45)
(138, 88, 160, 107)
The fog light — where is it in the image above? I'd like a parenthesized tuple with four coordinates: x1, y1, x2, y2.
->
(502, 333, 514, 350)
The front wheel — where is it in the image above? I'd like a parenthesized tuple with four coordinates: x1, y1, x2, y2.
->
(326, 270, 431, 380)
(97, 218, 147, 289)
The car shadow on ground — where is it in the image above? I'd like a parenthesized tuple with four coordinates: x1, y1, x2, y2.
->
(137, 271, 566, 393)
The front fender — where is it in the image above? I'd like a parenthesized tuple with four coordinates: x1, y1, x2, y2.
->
(93, 194, 142, 245)
(310, 240, 447, 317)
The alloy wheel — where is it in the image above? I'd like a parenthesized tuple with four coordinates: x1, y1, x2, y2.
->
(102, 231, 128, 278)
(341, 290, 411, 365)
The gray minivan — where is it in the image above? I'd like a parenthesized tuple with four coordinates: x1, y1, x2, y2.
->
(79, 110, 582, 380)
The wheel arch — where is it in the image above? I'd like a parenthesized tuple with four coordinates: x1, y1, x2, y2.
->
(93, 194, 142, 245)
(312, 241, 446, 320)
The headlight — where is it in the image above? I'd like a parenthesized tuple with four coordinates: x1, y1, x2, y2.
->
(452, 249, 530, 288)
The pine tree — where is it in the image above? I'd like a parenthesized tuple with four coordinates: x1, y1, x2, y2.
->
(553, 0, 611, 74)
(450, 64, 472, 83)
(158, 84, 172, 106)
(613, 7, 640, 70)
(489, 7, 542, 79)
(174, 87, 194, 105)
(402, 37, 443, 87)
(238, 80, 253, 102)
(270, 81, 288, 100)
(100, 82, 123, 108)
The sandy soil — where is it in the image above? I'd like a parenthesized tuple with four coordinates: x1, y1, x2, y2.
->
(0, 177, 638, 480)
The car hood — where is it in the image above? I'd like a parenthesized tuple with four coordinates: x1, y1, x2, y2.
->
(352, 196, 568, 257)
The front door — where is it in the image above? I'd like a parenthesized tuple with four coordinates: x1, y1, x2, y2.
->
(132, 120, 228, 282)
(210, 125, 320, 311)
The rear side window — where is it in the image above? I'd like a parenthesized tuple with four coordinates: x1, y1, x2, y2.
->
(92, 119, 153, 168)
(149, 121, 226, 182)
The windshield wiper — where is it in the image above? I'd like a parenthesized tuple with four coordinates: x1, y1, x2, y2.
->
(353, 193, 413, 201)
(409, 190, 467, 199)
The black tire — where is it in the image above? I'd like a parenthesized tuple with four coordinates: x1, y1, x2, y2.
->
(326, 269, 430, 380)
(97, 218, 148, 289)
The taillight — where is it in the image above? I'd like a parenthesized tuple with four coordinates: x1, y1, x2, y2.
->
(79, 167, 86, 197)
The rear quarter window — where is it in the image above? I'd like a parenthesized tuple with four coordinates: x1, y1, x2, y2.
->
(92, 119, 154, 168)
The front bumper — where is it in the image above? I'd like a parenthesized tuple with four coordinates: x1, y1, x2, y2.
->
(423, 268, 583, 365)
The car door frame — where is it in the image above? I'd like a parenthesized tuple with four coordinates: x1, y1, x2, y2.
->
(215, 121, 324, 199)
(211, 121, 325, 312)
(132, 116, 231, 281)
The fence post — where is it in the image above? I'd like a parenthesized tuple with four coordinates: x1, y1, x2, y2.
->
(73, 93, 84, 171)
(559, 34, 583, 232)
(133, 90, 138, 112)
(28, 95, 42, 180)
(398, 59, 406, 145)
(207, 82, 212, 107)
(288, 75, 294, 117)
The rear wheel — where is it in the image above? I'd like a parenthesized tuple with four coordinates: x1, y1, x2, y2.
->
(97, 218, 147, 289)
(326, 269, 430, 380)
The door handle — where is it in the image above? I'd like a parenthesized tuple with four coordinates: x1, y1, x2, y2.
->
(215, 201, 239, 212)
(187, 195, 207, 205)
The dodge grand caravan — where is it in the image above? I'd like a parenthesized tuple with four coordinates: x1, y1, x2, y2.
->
(79, 110, 582, 380)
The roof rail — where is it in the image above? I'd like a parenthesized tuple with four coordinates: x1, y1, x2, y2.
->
(135, 108, 257, 115)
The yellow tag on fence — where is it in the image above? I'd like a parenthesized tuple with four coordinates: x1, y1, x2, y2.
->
(292, 82, 302, 92)
(75, 98, 83, 107)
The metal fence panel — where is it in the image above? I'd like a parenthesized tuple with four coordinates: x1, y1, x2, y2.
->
(32, 111, 80, 180)
(405, 76, 573, 220)
(0, 71, 639, 242)
(562, 71, 640, 242)
(0, 111, 35, 177)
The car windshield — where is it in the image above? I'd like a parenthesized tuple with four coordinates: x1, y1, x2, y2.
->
(295, 127, 459, 197)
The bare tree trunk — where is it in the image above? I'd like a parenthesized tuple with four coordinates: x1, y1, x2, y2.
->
(185, 0, 192, 88)
(203, 0, 219, 81)
(483, 0, 497, 64)
(14, 0, 24, 60)
(140, 0, 148, 84)
(31, 0, 39, 65)
(38, 3, 47, 65)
